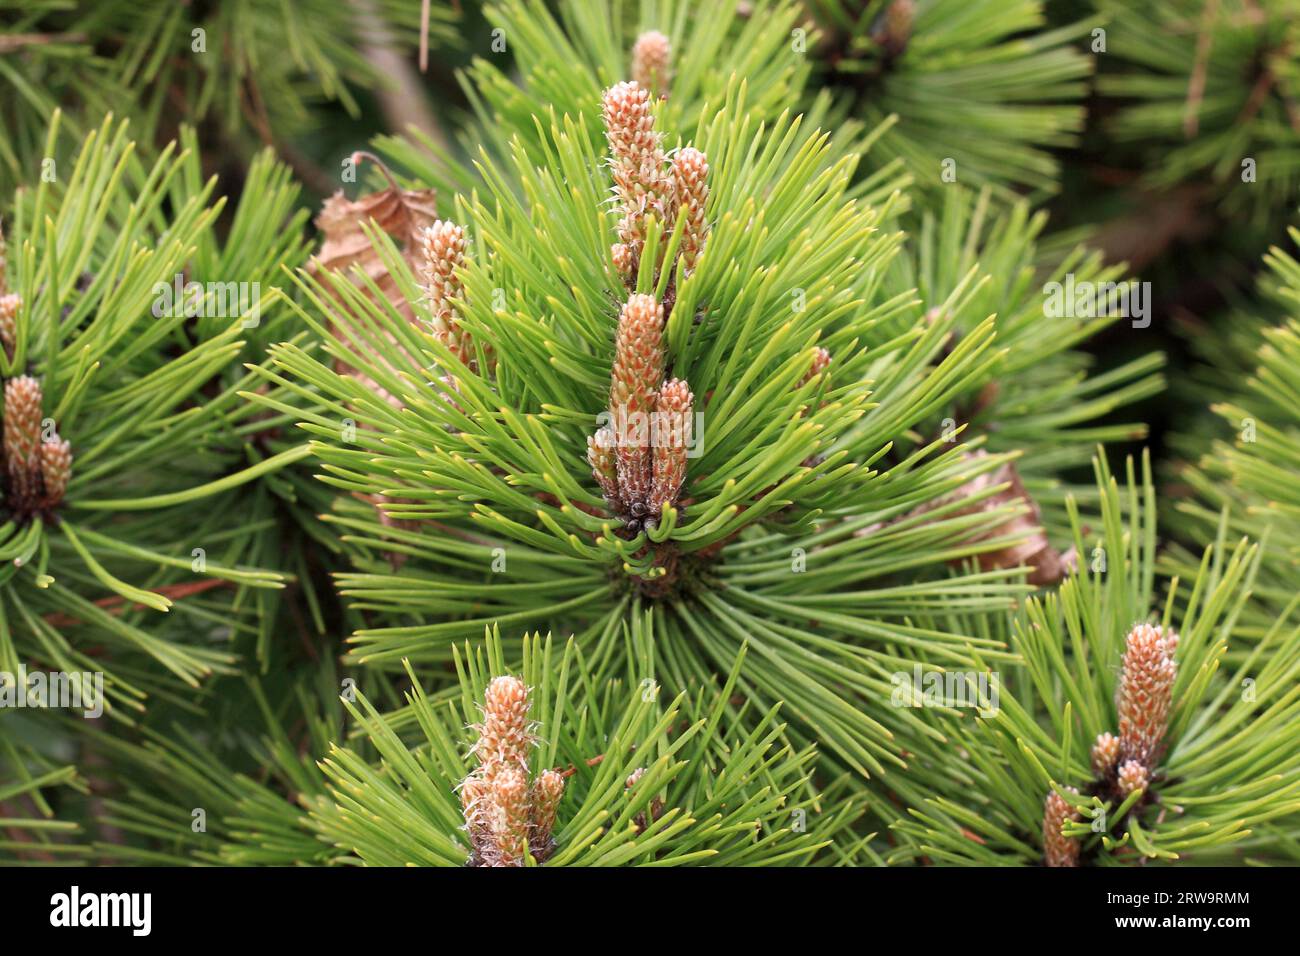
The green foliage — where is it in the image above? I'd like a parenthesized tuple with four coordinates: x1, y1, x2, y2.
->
(1166, 226, 1300, 639)
(312, 629, 863, 866)
(0, 1, 461, 195)
(810, 0, 1094, 197)
(0, 731, 84, 862)
(378, 0, 900, 207)
(31, 659, 354, 865)
(260, 71, 1054, 786)
(1, 0, 1297, 872)
(14, 629, 863, 866)
(1094, 0, 1300, 226)
(888, 186, 1164, 530)
(0, 114, 317, 710)
(889, 454, 1300, 865)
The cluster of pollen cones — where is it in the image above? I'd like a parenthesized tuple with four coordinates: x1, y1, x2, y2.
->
(589, 73, 711, 532)
(1044, 623, 1179, 866)
(3, 376, 72, 518)
(459, 676, 565, 867)
(0, 236, 71, 519)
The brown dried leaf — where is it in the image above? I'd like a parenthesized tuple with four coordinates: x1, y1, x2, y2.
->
(310, 153, 438, 406)
(311, 155, 438, 323)
(314, 155, 441, 558)
(935, 452, 1076, 585)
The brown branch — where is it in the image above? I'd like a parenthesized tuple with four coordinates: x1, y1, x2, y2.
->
(1183, 0, 1220, 138)
(42, 578, 232, 628)
(351, 0, 452, 157)
(0, 33, 87, 53)
(419, 0, 431, 72)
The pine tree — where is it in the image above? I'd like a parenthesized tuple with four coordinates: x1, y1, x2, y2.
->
(808, 0, 1095, 197)
(888, 454, 1300, 864)
(1, 0, 1298, 874)
(0, 1, 461, 196)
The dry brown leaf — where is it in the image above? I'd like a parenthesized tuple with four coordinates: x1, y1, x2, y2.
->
(311, 151, 438, 323)
(310, 152, 438, 408)
(313, 154, 441, 557)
